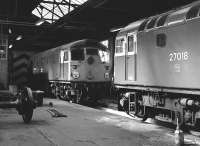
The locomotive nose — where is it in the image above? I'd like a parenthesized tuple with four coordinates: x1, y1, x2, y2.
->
(87, 70, 94, 80)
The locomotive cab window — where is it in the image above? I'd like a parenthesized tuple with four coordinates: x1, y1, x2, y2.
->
(86, 48, 98, 55)
(146, 17, 157, 29)
(128, 33, 137, 54)
(138, 19, 149, 31)
(64, 51, 69, 61)
(71, 48, 84, 60)
(99, 50, 110, 63)
(128, 36, 134, 52)
(115, 38, 125, 56)
(156, 14, 168, 27)
(186, 5, 200, 20)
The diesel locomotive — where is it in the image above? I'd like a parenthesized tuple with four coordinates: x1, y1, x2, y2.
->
(114, 1, 200, 127)
(31, 39, 111, 103)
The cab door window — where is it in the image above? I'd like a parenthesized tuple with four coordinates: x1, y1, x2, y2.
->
(60, 50, 69, 63)
(128, 35, 134, 52)
(64, 51, 69, 61)
(115, 37, 125, 56)
(128, 33, 137, 55)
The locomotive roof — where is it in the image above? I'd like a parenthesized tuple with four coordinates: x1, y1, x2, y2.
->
(60, 39, 108, 51)
(32, 39, 108, 58)
(117, 0, 200, 36)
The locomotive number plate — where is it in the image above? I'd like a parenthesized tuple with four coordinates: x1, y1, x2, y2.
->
(169, 51, 189, 62)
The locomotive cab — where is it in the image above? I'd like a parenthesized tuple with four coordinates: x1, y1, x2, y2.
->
(63, 46, 110, 82)
(59, 44, 111, 102)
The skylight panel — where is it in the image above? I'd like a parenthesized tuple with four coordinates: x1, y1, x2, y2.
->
(71, 0, 83, 5)
(41, 3, 53, 11)
(55, 0, 62, 2)
(59, 5, 69, 14)
(32, 0, 88, 24)
(54, 7, 64, 17)
(32, 9, 41, 18)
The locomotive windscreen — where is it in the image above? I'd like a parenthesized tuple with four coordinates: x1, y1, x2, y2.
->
(71, 48, 84, 60)
(86, 48, 98, 55)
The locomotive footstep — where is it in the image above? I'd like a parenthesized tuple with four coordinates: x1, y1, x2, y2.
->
(47, 108, 67, 118)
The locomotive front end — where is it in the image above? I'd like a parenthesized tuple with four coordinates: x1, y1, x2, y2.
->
(70, 47, 110, 82)
(58, 40, 112, 103)
(69, 45, 111, 102)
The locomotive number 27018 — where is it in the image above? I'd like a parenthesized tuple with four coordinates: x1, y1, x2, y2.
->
(169, 51, 189, 62)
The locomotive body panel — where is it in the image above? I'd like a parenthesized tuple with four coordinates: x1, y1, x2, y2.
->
(114, 17, 200, 90)
(114, 1, 200, 127)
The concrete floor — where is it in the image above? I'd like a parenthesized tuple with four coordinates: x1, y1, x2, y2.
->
(0, 98, 199, 146)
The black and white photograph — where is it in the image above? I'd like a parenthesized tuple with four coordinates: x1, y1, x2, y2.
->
(0, 0, 200, 145)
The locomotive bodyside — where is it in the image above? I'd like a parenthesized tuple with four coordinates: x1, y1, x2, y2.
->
(114, 2, 200, 127)
(115, 19, 200, 89)
(31, 39, 111, 103)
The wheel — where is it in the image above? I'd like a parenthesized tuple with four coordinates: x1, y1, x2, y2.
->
(20, 87, 34, 123)
(128, 94, 148, 122)
(194, 119, 200, 131)
(117, 92, 124, 111)
(134, 108, 148, 122)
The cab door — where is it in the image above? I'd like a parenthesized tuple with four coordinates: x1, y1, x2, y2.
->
(126, 33, 137, 81)
(60, 50, 70, 80)
(114, 36, 126, 82)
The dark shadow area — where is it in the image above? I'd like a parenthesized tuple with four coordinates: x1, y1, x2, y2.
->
(184, 144, 199, 146)
(0, 119, 51, 130)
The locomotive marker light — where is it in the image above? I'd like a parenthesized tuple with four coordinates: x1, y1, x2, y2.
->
(104, 72, 110, 79)
(71, 70, 80, 79)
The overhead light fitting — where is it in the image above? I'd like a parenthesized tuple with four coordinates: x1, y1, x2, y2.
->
(8, 28, 12, 34)
(9, 44, 13, 49)
(35, 19, 45, 26)
(16, 35, 22, 40)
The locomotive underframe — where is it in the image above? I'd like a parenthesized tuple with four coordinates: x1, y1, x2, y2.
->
(116, 85, 200, 127)
(49, 80, 111, 103)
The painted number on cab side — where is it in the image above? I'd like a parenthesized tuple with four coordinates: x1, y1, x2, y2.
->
(169, 51, 189, 62)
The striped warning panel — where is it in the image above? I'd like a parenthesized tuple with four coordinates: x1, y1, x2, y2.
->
(11, 52, 32, 86)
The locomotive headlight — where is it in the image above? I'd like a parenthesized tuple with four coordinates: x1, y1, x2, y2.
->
(72, 71, 80, 79)
(71, 65, 77, 70)
(104, 72, 109, 79)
